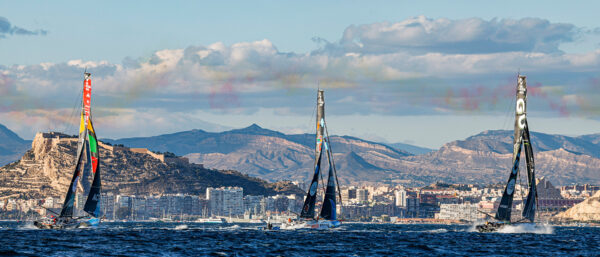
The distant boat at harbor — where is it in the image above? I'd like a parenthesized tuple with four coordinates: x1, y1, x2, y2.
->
(195, 217, 226, 224)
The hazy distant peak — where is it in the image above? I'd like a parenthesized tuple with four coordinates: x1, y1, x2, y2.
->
(226, 124, 284, 137)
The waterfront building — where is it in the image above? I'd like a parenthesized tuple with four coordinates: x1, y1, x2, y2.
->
(207, 187, 243, 216)
(436, 203, 478, 222)
(395, 189, 407, 207)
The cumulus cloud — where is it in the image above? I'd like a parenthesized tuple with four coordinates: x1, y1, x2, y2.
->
(1, 16, 600, 140)
(316, 16, 578, 54)
(0, 16, 47, 38)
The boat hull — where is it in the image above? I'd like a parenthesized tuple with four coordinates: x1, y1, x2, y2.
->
(281, 219, 341, 230)
(476, 222, 506, 232)
(195, 218, 226, 224)
(33, 217, 100, 230)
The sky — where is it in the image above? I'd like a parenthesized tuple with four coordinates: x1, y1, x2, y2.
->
(1, 1, 600, 148)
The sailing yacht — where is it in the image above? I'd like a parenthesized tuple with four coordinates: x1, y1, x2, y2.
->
(476, 75, 538, 232)
(34, 73, 102, 229)
(281, 90, 342, 230)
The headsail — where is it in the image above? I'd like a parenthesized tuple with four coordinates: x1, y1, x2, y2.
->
(83, 118, 101, 217)
(59, 144, 86, 217)
(300, 151, 322, 219)
(495, 138, 522, 221)
(300, 90, 326, 219)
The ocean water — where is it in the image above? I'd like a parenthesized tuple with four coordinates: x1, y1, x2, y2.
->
(0, 221, 598, 256)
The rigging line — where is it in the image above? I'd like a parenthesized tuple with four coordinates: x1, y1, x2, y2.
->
(62, 74, 84, 134)
(502, 92, 515, 131)
(323, 119, 343, 217)
(63, 85, 83, 135)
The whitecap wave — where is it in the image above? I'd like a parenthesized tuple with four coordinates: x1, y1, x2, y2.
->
(228, 225, 241, 229)
(175, 224, 188, 230)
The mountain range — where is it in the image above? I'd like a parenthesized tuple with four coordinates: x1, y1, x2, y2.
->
(103, 124, 600, 186)
(103, 124, 412, 185)
(3, 123, 600, 187)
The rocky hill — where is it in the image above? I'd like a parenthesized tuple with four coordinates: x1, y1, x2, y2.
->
(0, 132, 303, 200)
(0, 124, 30, 166)
(555, 191, 600, 222)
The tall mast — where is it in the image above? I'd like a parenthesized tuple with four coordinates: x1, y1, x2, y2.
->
(318, 90, 339, 220)
(315, 90, 325, 168)
(520, 76, 537, 222)
(299, 90, 326, 219)
(495, 75, 527, 222)
(83, 73, 101, 217)
(59, 72, 92, 218)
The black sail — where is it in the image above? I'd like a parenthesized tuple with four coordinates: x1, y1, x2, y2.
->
(300, 90, 326, 219)
(319, 143, 337, 220)
(300, 151, 322, 219)
(495, 75, 528, 222)
(521, 122, 537, 221)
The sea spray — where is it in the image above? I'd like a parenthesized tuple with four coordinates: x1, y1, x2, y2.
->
(497, 223, 554, 234)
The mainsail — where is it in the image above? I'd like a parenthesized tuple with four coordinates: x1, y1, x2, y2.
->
(319, 141, 336, 220)
(300, 90, 326, 219)
(521, 122, 537, 221)
(59, 73, 101, 218)
(495, 75, 537, 222)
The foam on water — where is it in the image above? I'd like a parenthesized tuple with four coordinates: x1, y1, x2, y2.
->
(497, 223, 554, 234)
(0, 222, 597, 255)
(226, 225, 241, 230)
(17, 222, 39, 230)
(466, 222, 554, 234)
(426, 228, 448, 233)
(175, 224, 188, 230)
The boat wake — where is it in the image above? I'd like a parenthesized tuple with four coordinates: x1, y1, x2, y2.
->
(497, 223, 553, 234)
(18, 222, 39, 230)
(468, 222, 553, 234)
(174, 224, 188, 230)
(224, 225, 241, 230)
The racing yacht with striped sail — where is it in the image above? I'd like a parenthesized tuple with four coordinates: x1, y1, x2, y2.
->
(34, 72, 102, 229)
(281, 89, 342, 230)
(476, 75, 537, 232)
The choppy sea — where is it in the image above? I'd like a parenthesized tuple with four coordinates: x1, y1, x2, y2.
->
(0, 221, 598, 256)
